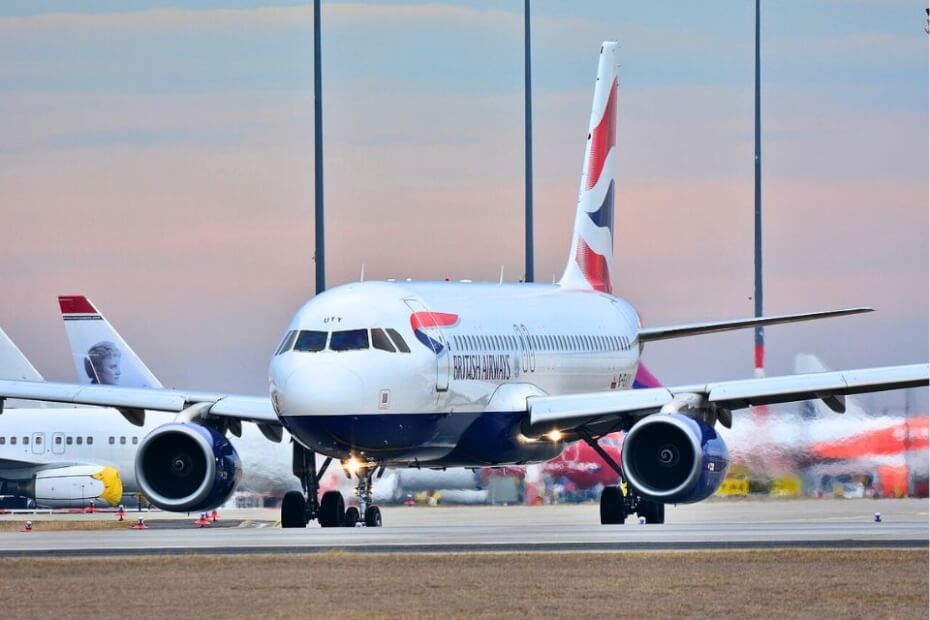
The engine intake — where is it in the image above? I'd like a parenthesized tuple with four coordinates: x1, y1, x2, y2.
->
(620, 413, 728, 504)
(136, 423, 241, 512)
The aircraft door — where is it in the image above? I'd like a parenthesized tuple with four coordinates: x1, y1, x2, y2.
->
(404, 298, 450, 392)
(31, 432, 46, 455)
(51, 432, 66, 455)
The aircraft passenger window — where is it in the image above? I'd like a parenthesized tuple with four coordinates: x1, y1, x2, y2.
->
(109, 437, 115, 445)
(35, 436, 42, 445)
(386, 328, 411, 353)
(66, 437, 73, 445)
(23, 436, 29, 445)
(371, 328, 396, 352)
(87, 437, 93, 445)
(10, 437, 16, 445)
(55, 436, 62, 445)
(275, 330, 298, 355)
(132, 437, 139, 445)
(330, 329, 369, 352)
(0, 437, 5, 445)
(294, 330, 328, 353)
(76, 437, 83, 445)
(120, 437, 126, 445)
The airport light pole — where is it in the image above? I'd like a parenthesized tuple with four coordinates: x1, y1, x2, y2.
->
(523, 0, 534, 283)
(314, 0, 326, 294)
(753, 0, 764, 378)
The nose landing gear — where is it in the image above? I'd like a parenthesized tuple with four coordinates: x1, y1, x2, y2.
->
(280, 444, 384, 528)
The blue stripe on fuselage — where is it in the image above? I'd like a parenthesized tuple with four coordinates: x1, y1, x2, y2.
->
(279, 410, 562, 466)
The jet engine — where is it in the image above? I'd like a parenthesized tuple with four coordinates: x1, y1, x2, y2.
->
(620, 413, 728, 504)
(1, 465, 123, 508)
(136, 423, 241, 512)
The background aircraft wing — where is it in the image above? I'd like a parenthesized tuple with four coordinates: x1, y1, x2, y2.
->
(0, 379, 278, 426)
(526, 363, 929, 436)
(638, 307, 872, 343)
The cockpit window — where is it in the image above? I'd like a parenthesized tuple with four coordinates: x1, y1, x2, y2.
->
(386, 328, 411, 353)
(294, 330, 328, 352)
(371, 328, 396, 352)
(275, 330, 298, 355)
(330, 329, 369, 352)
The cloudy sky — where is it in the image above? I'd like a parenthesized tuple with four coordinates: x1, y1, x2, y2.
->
(0, 1, 926, 410)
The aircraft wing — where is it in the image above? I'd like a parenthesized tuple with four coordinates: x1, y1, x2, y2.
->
(0, 379, 279, 426)
(638, 307, 872, 343)
(526, 363, 929, 436)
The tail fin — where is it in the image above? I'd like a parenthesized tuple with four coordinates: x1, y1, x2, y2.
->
(0, 326, 44, 382)
(58, 295, 163, 388)
(559, 42, 619, 294)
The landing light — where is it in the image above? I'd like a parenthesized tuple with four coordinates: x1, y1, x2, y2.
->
(344, 457, 364, 476)
(546, 430, 563, 443)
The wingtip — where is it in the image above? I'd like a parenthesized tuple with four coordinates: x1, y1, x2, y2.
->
(58, 295, 97, 314)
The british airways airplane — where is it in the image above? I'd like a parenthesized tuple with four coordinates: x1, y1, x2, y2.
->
(0, 43, 926, 528)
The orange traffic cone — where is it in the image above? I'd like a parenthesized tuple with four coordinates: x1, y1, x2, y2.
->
(22, 520, 33, 533)
(117, 506, 126, 522)
(131, 517, 148, 530)
(210, 510, 220, 522)
(195, 512, 211, 527)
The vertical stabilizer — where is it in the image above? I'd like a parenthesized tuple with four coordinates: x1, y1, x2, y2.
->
(559, 42, 619, 293)
(0, 326, 44, 382)
(58, 296, 163, 388)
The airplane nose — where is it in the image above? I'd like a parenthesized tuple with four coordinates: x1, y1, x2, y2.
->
(277, 364, 364, 415)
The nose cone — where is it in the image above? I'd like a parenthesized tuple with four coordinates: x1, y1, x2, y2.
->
(275, 364, 364, 416)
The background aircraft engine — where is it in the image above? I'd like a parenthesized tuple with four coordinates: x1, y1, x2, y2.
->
(1, 465, 123, 507)
(620, 413, 728, 504)
(136, 423, 241, 512)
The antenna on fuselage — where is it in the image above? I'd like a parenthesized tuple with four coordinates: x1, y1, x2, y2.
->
(360, 264, 365, 282)
(499, 266, 505, 285)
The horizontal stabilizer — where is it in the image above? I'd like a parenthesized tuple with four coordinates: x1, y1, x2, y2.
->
(638, 307, 873, 343)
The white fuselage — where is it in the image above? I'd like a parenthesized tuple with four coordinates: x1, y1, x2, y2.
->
(269, 281, 642, 467)
(0, 407, 296, 500)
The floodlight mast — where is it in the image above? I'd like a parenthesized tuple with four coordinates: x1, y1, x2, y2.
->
(753, 0, 765, 378)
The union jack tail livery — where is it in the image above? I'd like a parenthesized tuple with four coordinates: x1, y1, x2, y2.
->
(560, 42, 618, 294)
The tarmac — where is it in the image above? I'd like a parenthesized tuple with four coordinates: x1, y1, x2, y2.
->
(1, 498, 926, 557)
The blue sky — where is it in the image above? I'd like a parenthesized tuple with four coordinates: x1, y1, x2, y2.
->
(0, 1, 926, 410)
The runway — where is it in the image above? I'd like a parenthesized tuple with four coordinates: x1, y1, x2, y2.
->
(1, 499, 926, 557)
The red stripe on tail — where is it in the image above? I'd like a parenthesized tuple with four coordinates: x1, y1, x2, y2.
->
(585, 77, 618, 191)
(58, 296, 97, 314)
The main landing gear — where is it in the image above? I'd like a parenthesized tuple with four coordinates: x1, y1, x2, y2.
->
(281, 444, 384, 528)
(576, 429, 666, 525)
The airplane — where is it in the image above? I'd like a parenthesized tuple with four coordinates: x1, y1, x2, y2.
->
(0, 42, 926, 529)
(57, 295, 299, 500)
(0, 326, 125, 508)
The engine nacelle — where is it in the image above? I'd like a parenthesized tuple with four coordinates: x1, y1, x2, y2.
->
(620, 413, 728, 504)
(136, 423, 241, 512)
(3, 465, 123, 508)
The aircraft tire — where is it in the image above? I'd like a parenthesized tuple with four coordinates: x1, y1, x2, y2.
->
(281, 491, 307, 528)
(638, 500, 665, 524)
(344, 506, 360, 527)
(364, 505, 382, 527)
(319, 491, 345, 527)
(599, 486, 626, 525)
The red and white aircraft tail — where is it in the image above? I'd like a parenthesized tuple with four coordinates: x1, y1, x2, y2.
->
(560, 42, 618, 294)
(58, 295, 162, 388)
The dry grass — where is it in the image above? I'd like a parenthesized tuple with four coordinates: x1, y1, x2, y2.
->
(0, 519, 132, 532)
(1, 550, 927, 619)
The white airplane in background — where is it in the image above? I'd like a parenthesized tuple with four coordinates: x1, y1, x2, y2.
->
(1, 42, 926, 528)
(0, 327, 125, 508)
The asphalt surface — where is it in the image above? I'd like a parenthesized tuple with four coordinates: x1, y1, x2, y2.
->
(1, 499, 926, 556)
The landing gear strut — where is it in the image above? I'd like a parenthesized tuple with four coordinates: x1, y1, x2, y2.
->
(352, 462, 383, 528)
(281, 443, 333, 528)
(577, 429, 666, 525)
